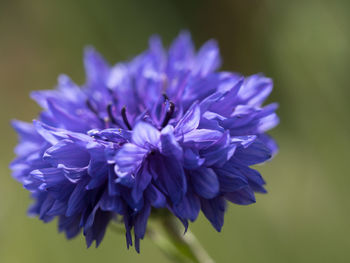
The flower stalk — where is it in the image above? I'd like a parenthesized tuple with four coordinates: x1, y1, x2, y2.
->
(148, 214, 215, 263)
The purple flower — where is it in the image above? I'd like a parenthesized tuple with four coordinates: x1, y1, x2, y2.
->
(11, 32, 278, 252)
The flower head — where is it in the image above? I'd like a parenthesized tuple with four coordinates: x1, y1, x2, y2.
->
(11, 32, 278, 251)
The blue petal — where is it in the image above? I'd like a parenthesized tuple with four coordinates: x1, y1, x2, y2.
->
(56, 74, 86, 104)
(183, 148, 205, 170)
(66, 181, 88, 216)
(99, 189, 123, 214)
(108, 165, 120, 196)
(183, 129, 223, 148)
(12, 120, 41, 142)
(134, 203, 151, 240)
(107, 64, 138, 115)
(58, 215, 81, 239)
(182, 74, 222, 107)
(47, 200, 67, 216)
(198, 115, 225, 132)
(115, 173, 135, 188)
(214, 167, 249, 192)
(47, 99, 92, 132)
(31, 74, 85, 110)
(232, 140, 272, 166)
(84, 210, 112, 248)
(134, 201, 152, 252)
(86, 142, 109, 189)
(237, 74, 273, 107)
(227, 163, 267, 193)
(199, 91, 225, 113)
(34, 120, 92, 145)
(258, 134, 278, 157)
(43, 139, 90, 168)
(120, 187, 144, 212)
(225, 186, 256, 205)
(160, 125, 183, 161)
(200, 131, 235, 166)
(132, 122, 160, 149)
(132, 166, 152, 203)
(84, 47, 109, 86)
(231, 135, 257, 148)
(190, 167, 219, 199)
(258, 112, 279, 133)
(27, 168, 73, 200)
(221, 103, 278, 136)
(174, 103, 200, 136)
(86, 164, 108, 190)
(200, 196, 226, 232)
(30, 89, 59, 109)
(85, 204, 99, 230)
(88, 128, 131, 143)
(145, 184, 166, 208)
(34, 120, 63, 145)
(114, 143, 148, 176)
(208, 78, 243, 116)
(173, 188, 200, 222)
(167, 31, 194, 75)
(123, 212, 133, 249)
(39, 195, 55, 221)
(150, 155, 187, 205)
(194, 39, 221, 76)
(61, 165, 87, 183)
(148, 35, 165, 66)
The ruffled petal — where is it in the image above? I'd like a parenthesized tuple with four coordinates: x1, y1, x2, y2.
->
(160, 125, 183, 161)
(150, 155, 187, 205)
(190, 167, 219, 199)
(43, 139, 90, 168)
(132, 166, 152, 203)
(174, 102, 200, 136)
(134, 203, 151, 253)
(145, 184, 166, 208)
(225, 186, 256, 205)
(194, 39, 221, 76)
(173, 187, 200, 222)
(231, 140, 272, 166)
(237, 74, 273, 107)
(114, 143, 148, 176)
(183, 148, 205, 170)
(132, 122, 160, 149)
(201, 196, 226, 232)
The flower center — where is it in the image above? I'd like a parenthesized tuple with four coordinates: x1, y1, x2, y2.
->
(86, 99, 133, 130)
(161, 94, 175, 128)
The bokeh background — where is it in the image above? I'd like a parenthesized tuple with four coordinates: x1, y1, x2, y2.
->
(1, 0, 349, 262)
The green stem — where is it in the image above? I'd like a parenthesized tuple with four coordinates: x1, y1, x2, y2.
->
(148, 215, 215, 263)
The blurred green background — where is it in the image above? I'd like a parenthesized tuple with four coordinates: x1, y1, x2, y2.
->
(1, 0, 349, 262)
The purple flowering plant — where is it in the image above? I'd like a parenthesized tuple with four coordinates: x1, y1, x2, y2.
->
(11, 32, 278, 260)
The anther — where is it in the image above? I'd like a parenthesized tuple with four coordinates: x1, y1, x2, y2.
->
(121, 106, 132, 130)
(162, 93, 169, 102)
(161, 101, 175, 127)
(107, 104, 118, 125)
(86, 99, 106, 125)
(86, 100, 99, 116)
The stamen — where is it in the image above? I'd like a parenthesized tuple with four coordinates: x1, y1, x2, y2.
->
(86, 99, 106, 125)
(162, 93, 169, 102)
(86, 100, 99, 116)
(121, 106, 132, 130)
(161, 101, 175, 127)
(107, 104, 118, 125)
